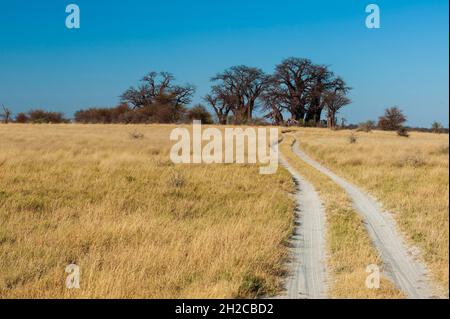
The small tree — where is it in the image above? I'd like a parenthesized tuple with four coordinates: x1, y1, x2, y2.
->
(323, 92, 351, 129)
(431, 121, 443, 134)
(378, 107, 406, 130)
(0, 105, 12, 124)
(187, 104, 213, 124)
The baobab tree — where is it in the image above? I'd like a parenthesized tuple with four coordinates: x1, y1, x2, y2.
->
(261, 81, 286, 125)
(272, 57, 315, 122)
(120, 71, 195, 109)
(204, 85, 237, 125)
(271, 57, 351, 125)
(209, 66, 271, 124)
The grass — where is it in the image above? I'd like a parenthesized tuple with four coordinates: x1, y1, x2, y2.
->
(280, 133, 404, 298)
(295, 128, 449, 293)
(0, 124, 295, 298)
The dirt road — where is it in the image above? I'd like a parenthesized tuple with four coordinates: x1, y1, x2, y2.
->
(290, 137, 435, 299)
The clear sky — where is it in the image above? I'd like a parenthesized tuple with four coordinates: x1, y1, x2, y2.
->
(1, 0, 448, 127)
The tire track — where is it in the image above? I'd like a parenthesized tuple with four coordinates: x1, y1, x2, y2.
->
(276, 143, 328, 299)
(290, 136, 435, 299)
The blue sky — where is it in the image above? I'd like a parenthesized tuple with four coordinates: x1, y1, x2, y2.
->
(0, 0, 448, 127)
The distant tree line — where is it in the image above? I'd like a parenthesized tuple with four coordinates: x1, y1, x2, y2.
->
(1, 57, 447, 133)
(9, 109, 70, 124)
(204, 58, 351, 127)
(74, 58, 352, 127)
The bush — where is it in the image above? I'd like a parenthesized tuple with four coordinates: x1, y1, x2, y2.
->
(74, 103, 187, 124)
(397, 127, 409, 137)
(129, 131, 144, 139)
(187, 104, 213, 124)
(27, 109, 69, 123)
(15, 113, 29, 123)
(348, 133, 358, 144)
(237, 274, 266, 298)
(395, 153, 426, 168)
(357, 120, 376, 132)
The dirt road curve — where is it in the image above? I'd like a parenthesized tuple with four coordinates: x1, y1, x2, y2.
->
(291, 138, 435, 299)
(276, 152, 328, 299)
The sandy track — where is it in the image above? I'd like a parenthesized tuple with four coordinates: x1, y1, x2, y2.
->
(290, 137, 435, 299)
(276, 151, 328, 299)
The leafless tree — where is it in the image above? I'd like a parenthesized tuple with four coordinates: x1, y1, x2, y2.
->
(306, 68, 350, 124)
(323, 92, 351, 128)
(210, 66, 271, 124)
(271, 57, 351, 125)
(272, 58, 315, 121)
(204, 85, 237, 125)
(120, 71, 195, 108)
(261, 81, 285, 125)
(0, 105, 12, 124)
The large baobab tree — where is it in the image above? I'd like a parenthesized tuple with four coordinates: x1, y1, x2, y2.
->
(209, 66, 271, 124)
(272, 58, 315, 122)
(120, 71, 195, 109)
(305, 68, 350, 123)
(0, 105, 12, 124)
(323, 92, 351, 128)
(271, 57, 351, 125)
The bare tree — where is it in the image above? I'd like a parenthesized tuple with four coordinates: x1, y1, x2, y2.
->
(306, 69, 350, 124)
(272, 58, 315, 121)
(210, 66, 271, 124)
(0, 105, 12, 124)
(271, 57, 351, 125)
(378, 107, 407, 130)
(120, 71, 195, 108)
(323, 92, 351, 128)
(204, 85, 237, 125)
(261, 81, 285, 125)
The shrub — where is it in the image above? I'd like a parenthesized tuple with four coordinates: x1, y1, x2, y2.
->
(237, 274, 266, 298)
(74, 104, 131, 124)
(395, 153, 426, 168)
(187, 104, 213, 124)
(74, 103, 187, 124)
(129, 131, 144, 139)
(357, 120, 376, 132)
(168, 172, 185, 188)
(28, 109, 69, 123)
(397, 127, 409, 137)
(15, 113, 29, 123)
(348, 133, 358, 144)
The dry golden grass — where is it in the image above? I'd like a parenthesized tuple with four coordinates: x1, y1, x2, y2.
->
(280, 133, 404, 298)
(295, 128, 449, 293)
(0, 124, 295, 298)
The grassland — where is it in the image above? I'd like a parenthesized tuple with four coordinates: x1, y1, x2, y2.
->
(0, 124, 295, 298)
(295, 128, 449, 293)
(280, 133, 404, 298)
